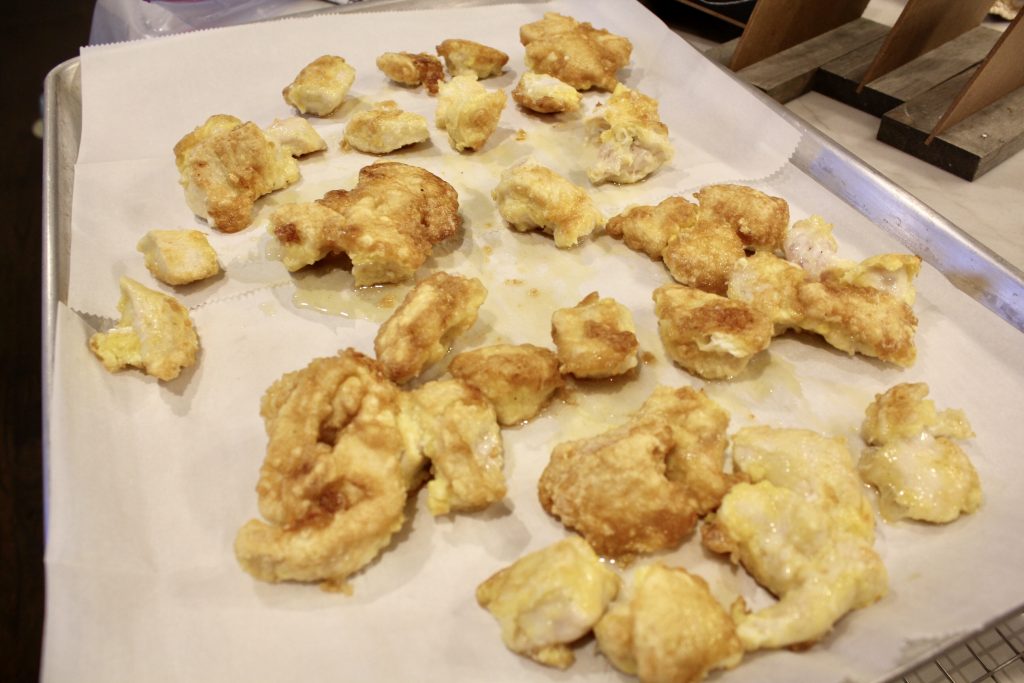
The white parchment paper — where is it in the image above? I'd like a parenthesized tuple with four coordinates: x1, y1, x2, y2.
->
(46, 1, 1024, 682)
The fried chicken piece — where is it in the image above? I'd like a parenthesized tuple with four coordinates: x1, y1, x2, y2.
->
(235, 350, 408, 590)
(448, 343, 563, 425)
(833, 253, 922, 307)
(653, 284, 773, 380)
(662, 214, 745, 295)
(435, 74, 507, 152)
(551, 292, 639, 379)
(173, 115, 300, 233)
(377, 51, 444, 94)
(783, 215, 850, 277)
(476, 536, 621, 669)
(282, 55, 356, 117)
(88, 276, 199, 382)
(492, 159, 603, 248)
(343, 101, 430, 154)
(726, 252, 805, 334)
(596, 564, 744, 683)
(702, 481, 888, 651)
(268, 201, 347, 272)
(606, 196, 697, 261)
(136, 229, 221, 286)
(511, 72, 582, 114)
(585, 84, 674, 185)
(519, 12, 632, 91)
(859, 383, 981, 523)
(374, 271, 487, 384)
(695, 184, 789, 253)
(264, 117, 327, 157)
(436, 38, 508, 78)
(732, 426, 876, 541)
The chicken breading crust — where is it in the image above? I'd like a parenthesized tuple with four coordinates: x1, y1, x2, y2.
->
(436, 38, 509, 79)
(519, 12, 633, 91)
(376, 51, 445, 94)
(448, 343, 563, 425)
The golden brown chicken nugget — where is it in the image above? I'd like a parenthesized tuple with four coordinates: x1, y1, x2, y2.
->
(551, 292, 639, 379)
(695, 184, 789, 253)
(343, 101, 430, 154)
(436, 38, 509, 78)
(448, 344, 563, 425)
(606, 196, 698, 260)
(663, 214, 746, 296)
(282, 55, 356, 116)
(520, 12, 632, 91)
(511, 72, 582, 114)
(435, 74, 507, 152)
(377, 51, 444, 94)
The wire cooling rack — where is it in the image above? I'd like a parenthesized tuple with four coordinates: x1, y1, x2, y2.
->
(898, 610, 1024, 683)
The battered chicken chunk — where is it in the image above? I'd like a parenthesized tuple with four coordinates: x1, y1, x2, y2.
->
(174, 115, 299, 233)
(136, 229, 221, 286)
(374, 271, 487, 384)
(448, 343, 563, 425)
(695, 184, 789, 253)
(595, 564, 744, 683)
(726, 252, 805, 334)
(476, 536, 621, 669)
(859, 383, 981, 523)
(702, 481, 888, 651)
(235, 351, 408, 591)
(585, 84, 674, 185)
(377, 51, 444, 94)
(264, 117, 327, 157)
(519, 12, 633, 91)
(435, 74, 507, 152)
(834, 253, 922, 307)
(268, 201, 347, 272)
(551, 292, 639, 379)
(511, 72, 582, 114)
(492, 159, 603, 248)
(605, 196, 698, 261)
(653, 284, 773, 380)
(343, 101, 430, 154)
(401, 379, 505, 515)
(436, 38, 508, 78)
(89, 276, 199, 382)
(282, 55, 356, 117)
(662, 214, 746, 295)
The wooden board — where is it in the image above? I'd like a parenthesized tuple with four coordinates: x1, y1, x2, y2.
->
(813, 36, 886, 109)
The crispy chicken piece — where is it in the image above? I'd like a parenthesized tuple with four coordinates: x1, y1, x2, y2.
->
(859, 383, 981, 523)
(551, 292, 639, 379)
(448, 343, 563, 425)
(377, 51, 444, 94)
(833, 253, 922, 307)
(596, 564, 744, 683)
(492, 159, 603, 248)
(606, 196, 698, 261)
(343, 101, 430, 154)
(783, 215, 850, 277)
(653, 284, 773, 380)
(511, 72, 582, 114)
(264, 117, 327, 157)
(374, 271, 487, 384)
(173, 115, 299, 233)
(726, 252, 805, 334)
(89, 276, 199, 382)
(662, 214, 745, 295)
(435, 74, 507, 152)
(702, 481, 888, 651)
(401, 379, 505, 515)
(436, 38, 508, 78)
(235, 349, 408, 590)
(519, 12, 632, 91)
(136, 229, 221, 286)
(282, 55, 356, 117)
(268, 201, 347, 272)
(476, 536, 621, 669)
(585, 84, 674, 185)
(695, 184, 789, 253)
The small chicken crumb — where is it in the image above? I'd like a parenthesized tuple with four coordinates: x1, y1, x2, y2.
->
(282, 55, 356, 117)
(585, 83, 674, 185)
(436, 38, 508, 79)
(551, 292, 639, 379)
(344, 101, 430, 154)
(377, 51, 444, 94)
(137, 229, 221, 286)
(448, 343, 563, 425)
(435, 74, 507, 152)
(696, 184, 790, 253)
(511, 72, 582, 114)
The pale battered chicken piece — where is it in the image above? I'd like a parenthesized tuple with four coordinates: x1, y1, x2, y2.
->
(436, 38, 509, 78)
(435, 74, 507, 152)
(834, 253, 922, 307)
(374, 272, 487, 384)
(511, 72, 582, 114)
(89, 277, 199, 382)
(235, 350, 408, 590)
(282, 55, 356, 117)
(726, 252, 805, 334)
(732, 426, 876, 541)
(264, 117, 327, 157)
(596, 564, 744, 683)
(551, 292, 639, 379)
(401, 379, 505, 515)
(519, 12, 633, 91)
(136, 229, 221, 286)
(653, 284, 773, 380)
(585, 84, 674, 185)
(606, 196, 698, 261)
(376, 51, 444, 94)
(476, 536, 621, 669)
(173, 115, 299, 233)
(696, 184, 790, 253)
(448, 343, 563, 425)
(492, 159, 603, 248)
(343, 101, 430, 154)
(662, 214, 746, 295)
(859, 383, 981, 523)
(783, 215, 850, 277)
